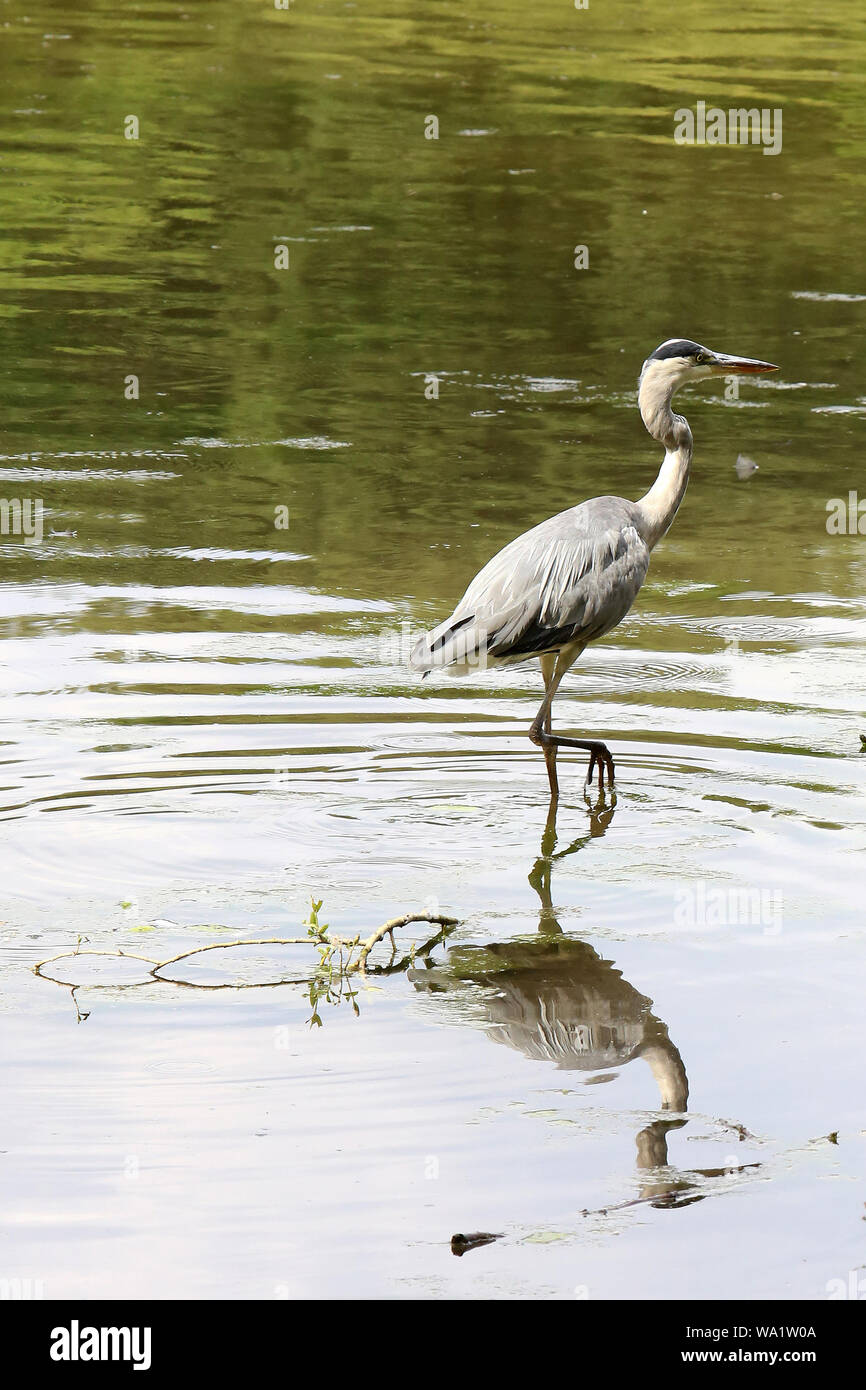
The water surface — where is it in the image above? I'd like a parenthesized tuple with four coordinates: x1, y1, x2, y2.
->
(1, 0, 865, 1300)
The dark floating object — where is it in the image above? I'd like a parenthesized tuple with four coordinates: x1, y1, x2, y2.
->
(451, 1231, 502, 1257)
(860, 734, 866, 748)
(735, 453, 760, 480)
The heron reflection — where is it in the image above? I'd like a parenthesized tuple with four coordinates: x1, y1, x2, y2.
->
(411, 797, 754, 1221)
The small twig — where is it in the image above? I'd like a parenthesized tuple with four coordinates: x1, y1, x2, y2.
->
(35, 948, 162, 977)
(151, 937, 312, 978)
(354, 912, 457, 975)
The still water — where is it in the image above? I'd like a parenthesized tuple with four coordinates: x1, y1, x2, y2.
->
(1, 0, 865, 1299)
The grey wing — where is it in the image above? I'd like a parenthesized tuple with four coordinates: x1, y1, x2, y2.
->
(410, 497, 651, 672)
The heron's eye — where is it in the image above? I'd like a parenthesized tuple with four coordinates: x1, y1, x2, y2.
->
(694, 352, 708, 364)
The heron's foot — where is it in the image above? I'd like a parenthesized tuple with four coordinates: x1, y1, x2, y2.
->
(584, 742, 615, 794)
(528, 725, 615, 792)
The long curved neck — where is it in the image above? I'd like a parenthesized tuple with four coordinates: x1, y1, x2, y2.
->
(635, 369, 694, 551)
(640, 1037, 689, 1113)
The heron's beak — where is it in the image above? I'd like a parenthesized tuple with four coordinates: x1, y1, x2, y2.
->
(711, 353, 778, 375)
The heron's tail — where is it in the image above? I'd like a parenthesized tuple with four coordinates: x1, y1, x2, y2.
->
(409, 611, 484, 674)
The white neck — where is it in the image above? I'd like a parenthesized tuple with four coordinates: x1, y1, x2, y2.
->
(634, 361, 694, 551)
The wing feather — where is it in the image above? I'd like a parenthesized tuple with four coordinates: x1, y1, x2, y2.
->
(410, 497, 651, 673)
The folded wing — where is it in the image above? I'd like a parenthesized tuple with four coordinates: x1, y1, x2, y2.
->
(410, 497, 651, 674)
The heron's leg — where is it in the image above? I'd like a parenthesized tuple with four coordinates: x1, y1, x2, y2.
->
(538, 653, 559, 802)
(528, 650, 615, 791)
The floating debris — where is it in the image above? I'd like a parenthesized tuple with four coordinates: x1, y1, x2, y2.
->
(451, 1231, 502, 1257)
(791, 291, 866, 302)
(735, 453, 760, 480)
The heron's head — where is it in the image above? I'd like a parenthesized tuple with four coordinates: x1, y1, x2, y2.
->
(638, 339, 778, 445)
(640, 338, 778, 395)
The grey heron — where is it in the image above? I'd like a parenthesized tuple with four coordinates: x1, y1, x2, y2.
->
(410, 339, 778, 798)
